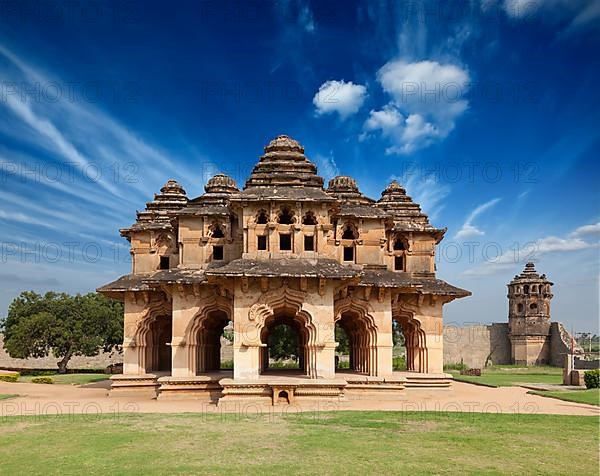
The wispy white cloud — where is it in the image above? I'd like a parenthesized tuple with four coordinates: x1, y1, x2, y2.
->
(463, 221, 600, 277)
(569, 222, 600, 239)
(390, 173, 451, 222)
(454, 198, 502, 240)
(313, 80, 368, 120)
(482, 0, 600, 32)
(313, 151, 339, 183)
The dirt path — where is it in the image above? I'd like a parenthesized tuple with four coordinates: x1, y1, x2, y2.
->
(1, 380, 598, 417)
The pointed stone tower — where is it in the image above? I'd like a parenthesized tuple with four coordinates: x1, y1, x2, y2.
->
(507, 262, 553, 365)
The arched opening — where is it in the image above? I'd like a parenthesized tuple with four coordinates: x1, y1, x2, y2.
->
(335, 311, 377, 375)
(211, 225, 224, 238)
(524, 284, 529, 294)
(517, 303, 524, 313)
(277, 207, 295, 225)
(194, 310, 231, 374)
(256, 209, 269, 224)
(393, 315, 427, 373)
(145, 314, 172, 374)
(302, 211, 317, 225)
(260, 314, 307, 374)
(277, 390, 290, 404)
(342, 223, 358, 240)
(393, 236, 406, 250)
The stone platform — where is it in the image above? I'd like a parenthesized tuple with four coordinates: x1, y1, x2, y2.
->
(110, 370, 453, 403)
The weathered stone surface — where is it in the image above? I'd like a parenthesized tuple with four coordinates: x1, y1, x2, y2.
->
(97, 134, 470, 402)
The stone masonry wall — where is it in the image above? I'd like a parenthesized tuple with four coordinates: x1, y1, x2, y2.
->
(443, 324, 511, 368)
(549, 322, 584, 367)
(444, 322, 581, 368)
(0, 334, 122, 371)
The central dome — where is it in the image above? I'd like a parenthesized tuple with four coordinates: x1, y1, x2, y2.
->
(243, 135, 324, 189)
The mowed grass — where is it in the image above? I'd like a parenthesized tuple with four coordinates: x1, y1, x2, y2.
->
(18, 373, 109, 385)
(0, 394, 18, 400)
(451, 366, 563, 387)
(0, 411, 597, 475)
(530, 389, 600, 406)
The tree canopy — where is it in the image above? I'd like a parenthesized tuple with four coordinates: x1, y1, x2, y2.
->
(1, 291, 123, 373)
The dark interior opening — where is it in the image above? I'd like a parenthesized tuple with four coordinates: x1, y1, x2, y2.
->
(395, 256, 404, 271)
(343, 246, 354, 262)
(304, 235, 314, 251)
(256, 210, 268, 224)
(212, 226, 224, 238)
(257, 235, 267, 250)
(280, 234, 292, 251)
(213, 245, 224, 260)
(159, 256, 170, 270)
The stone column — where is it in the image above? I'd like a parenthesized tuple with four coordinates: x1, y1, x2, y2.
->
(171, 289, 199, 377)
(371, 293, 393, 377)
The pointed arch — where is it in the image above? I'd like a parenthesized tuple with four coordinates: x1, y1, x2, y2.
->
(334, 297, 379, 376)
(131, 298, 172, 374)
(184, 293, 233, 375)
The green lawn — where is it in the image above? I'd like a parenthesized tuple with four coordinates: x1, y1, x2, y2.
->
(0, 411, 597, 474)
(451, 365, 563, 387)
(18, 373, 109, 385)
(0, 394, 18, 400)
(529, 389, 600, 406)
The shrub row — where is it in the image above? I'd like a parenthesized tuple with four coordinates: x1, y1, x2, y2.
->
(0, 373, 20, 383)
(584, 369, 600, 389)
(31, 376, 54, 384)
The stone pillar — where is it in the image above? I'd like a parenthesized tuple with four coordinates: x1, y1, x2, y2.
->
(123, 293, 149, 375)
(372, 293, 393, 377)
(171, 290, 198, 377)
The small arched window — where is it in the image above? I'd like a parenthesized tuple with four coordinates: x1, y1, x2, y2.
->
(302, 211, 317, 225)
(530, 303, 538, 311)
(393, 236, 406, 251)
(517, 303, 524, 312)
(256, 210, 268, 225)
(342, 223, 358, 240)
(277, 207, 295, 225)
(524, 285, 529, 294)
(211, 225, 224, 238)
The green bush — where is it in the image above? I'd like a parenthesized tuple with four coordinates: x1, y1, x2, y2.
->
(584, 369, 600, 389)
(393, 356, 406, 371)
(444, 362, 469, 372)
(21, 370, 56, 377)
(0, 373, 20, 383)
(31, 376, 54, 384)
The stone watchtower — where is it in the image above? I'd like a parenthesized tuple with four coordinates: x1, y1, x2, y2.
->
(507, 262, 554, 365)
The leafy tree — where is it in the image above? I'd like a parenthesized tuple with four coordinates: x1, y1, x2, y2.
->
(1, 291, 123, 373)
(268, 324, 298, 361)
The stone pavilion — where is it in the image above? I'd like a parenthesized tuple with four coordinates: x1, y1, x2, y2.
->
(98, 135, 470, 404)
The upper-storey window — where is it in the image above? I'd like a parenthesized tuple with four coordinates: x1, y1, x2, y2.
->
(304, 235, 314, 251)
(159, 256, 170, 270)
(280, 233, 292, 251)
(256, 209, 268, 224)
(257, 235, 268, 250)
(211, 224, 224, 238)
(394, 256, 404, 271)
(524, 284, 529, 294)
(341, 223, 358, 240)
(213, 246, 224, 261)
(302, 211, 317, 225)
(393, 236, 406, 250)
(277, 206, 295, 225)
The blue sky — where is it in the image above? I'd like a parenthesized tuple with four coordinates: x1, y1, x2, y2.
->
(0, 0, 598, 331)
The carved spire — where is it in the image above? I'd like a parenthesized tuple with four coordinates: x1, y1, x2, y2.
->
(243, 135, 323, 188)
